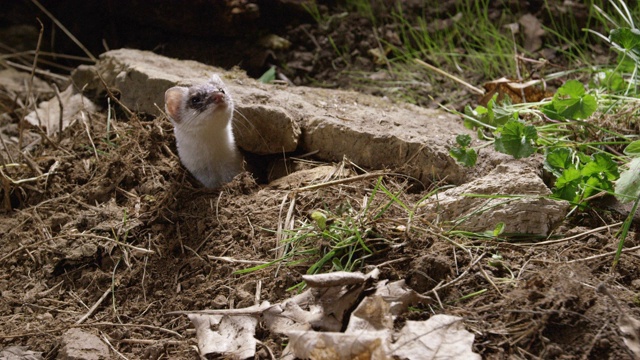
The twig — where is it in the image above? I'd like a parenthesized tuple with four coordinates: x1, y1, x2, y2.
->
(414, 59, 485, 95)
(518, 222, 622, 246)
(96, 71, 134, 117)
(256, 339, 276, 360)
(80, 112, 99, 162)
(565, 244, 640, 264)
(431, 253, 485, 293)
(20, 18, 44, 150)
(101, 332, 129, 360)
(255, 280, 262, 306)
(76, 287, 112, 324)
(51, 83, 64, 141)
(0, 322, 183, 339)
(65, 233, 155, 254)
(293, 171, 388, 192)
(478, 264, 504, 297)
(207, 255, 268, 265)
(30, 0, 97, 61)
(5, 61, 69, 81)
(117, 339, 183, 345)
(531, 244, 640, 264)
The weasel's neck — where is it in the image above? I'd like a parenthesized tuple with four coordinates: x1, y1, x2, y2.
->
(174, 123, 243, 187)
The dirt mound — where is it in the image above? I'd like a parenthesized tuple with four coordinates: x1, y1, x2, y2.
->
(1, 103, 638, 358)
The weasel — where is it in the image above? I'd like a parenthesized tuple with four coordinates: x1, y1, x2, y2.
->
(164, 75, 243, 188)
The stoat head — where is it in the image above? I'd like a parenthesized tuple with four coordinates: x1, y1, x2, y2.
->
(164, 75, 234, 131)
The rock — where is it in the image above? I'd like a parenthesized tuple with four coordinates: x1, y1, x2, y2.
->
(71, 48, 483, 185)
(58, 328, 109, 360)
(420, 161, 569, 235)
(234, 105, 300, 154)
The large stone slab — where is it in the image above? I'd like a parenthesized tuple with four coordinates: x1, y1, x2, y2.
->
(71, 49, 479, 185)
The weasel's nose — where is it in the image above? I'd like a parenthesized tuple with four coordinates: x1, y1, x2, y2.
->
(211, 91, 225, 104)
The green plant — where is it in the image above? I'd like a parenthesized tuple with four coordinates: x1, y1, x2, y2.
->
(449, 134, 477, 167)
(237, 177, 407, 279)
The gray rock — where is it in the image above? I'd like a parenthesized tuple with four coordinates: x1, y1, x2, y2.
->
(58, 328, 109, 360)
(71, 48, 479, 185)
(420, 161, 569, 235)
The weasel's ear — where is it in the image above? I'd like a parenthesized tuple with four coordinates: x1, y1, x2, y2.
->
(165, 87, 187, 123)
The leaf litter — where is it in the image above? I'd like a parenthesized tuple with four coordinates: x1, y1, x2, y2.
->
(175, 269, 479, 360)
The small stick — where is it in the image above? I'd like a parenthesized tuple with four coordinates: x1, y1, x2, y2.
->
(293, 171, 388, 192)
(207, 255, 268, 265)
(96, 71, 135, 117)
(77, 287, 112, 324)
(518, 222, 622, 246)
(5, 61, 69, 81)
(414, 58, 485, 95)
(30, 0, 97, 62)
(20, 18, 44, 150)
(51, 83, 64, 141)
(255, 280, 262, 306)
(101, 333, 130, 360)
(431, 253, 485, 293)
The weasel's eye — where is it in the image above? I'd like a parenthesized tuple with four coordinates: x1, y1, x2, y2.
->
(188, 94, 206, 110)
(190, 95, 202, 105)
(218, 88, 225, 94)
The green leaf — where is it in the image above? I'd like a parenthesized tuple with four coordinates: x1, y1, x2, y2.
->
(592, 70, 626, 92)
(610, 28, 640, 53)
(553, 167, 582, 202)
(551, 80, 597, 120)
(258, 66, 276, 83)
(492, 222, 505, 237)
(557, 80, 586, 98)
(615, 157, 640, 203)
(311, 211, 327, 230)
(624, 140, 640, 156)
(494, 121, 538, 159)
(583, 175, 607, 199)
(488, 97, 517, 126)
(545, 148, 574, 171)
(456, 134, 472, 147)
(581, 153, 620, 180)
(464, 104, 489, 129)
(450, 147, 477, 167)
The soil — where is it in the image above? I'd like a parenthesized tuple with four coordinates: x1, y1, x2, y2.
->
(1, 1, 640, 360)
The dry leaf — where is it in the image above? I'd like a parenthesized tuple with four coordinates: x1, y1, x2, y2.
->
(519, 14, 545, 52)
(25, 86, 98, 135)
(391, 315, 481, 360)
(180, 270, 478, 360)
(285, 330, 391, 360)
(188, 313, 258, 359)
(480, 77, 553, 105)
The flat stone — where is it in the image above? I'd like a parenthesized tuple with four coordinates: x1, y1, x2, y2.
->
(71, 49, 482, 185)
(420, 161, 569, 235)
(58, 328, 109, 360)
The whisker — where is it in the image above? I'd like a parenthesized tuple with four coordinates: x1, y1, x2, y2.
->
(233, 109, 269, 147)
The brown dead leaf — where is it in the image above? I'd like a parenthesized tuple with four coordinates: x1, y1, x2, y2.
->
(480, 77, 553, 106)
(519, 13, 545, 52)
